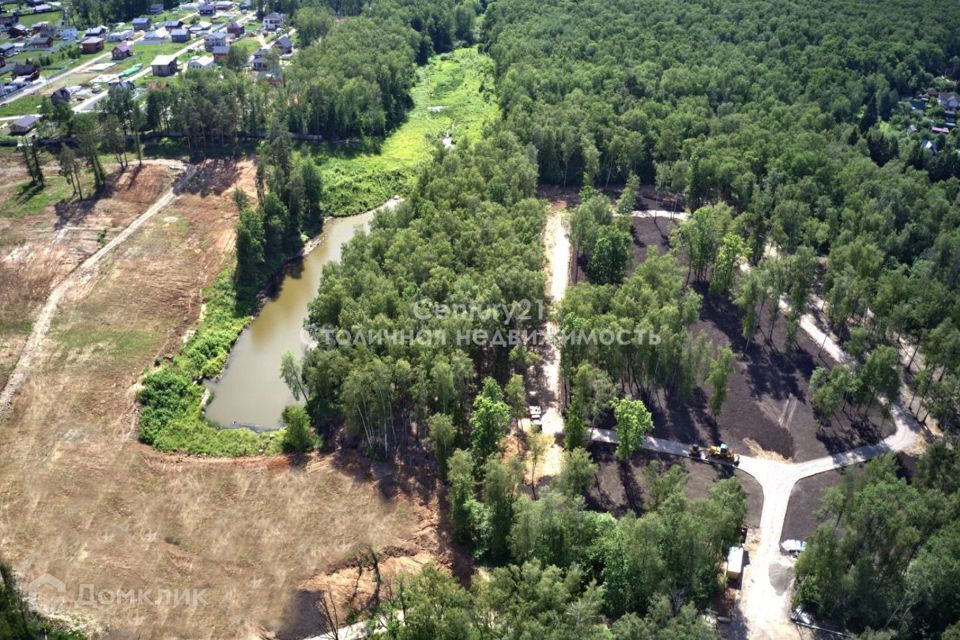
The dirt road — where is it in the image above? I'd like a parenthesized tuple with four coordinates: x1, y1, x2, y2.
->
(0, 162, 196, 422)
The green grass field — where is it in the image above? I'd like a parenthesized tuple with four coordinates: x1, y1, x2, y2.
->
(305, 46, 499, 216)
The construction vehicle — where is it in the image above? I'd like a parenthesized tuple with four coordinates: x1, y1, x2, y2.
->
(707, 443, 740, 465)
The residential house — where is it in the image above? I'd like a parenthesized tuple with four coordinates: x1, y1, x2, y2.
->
(937, 92, 960, 111)
(262, 12, 283, 30)
(50, 85, 71, 104)
(107, 28, 134, 41)
(80, 36, 104, 53)
(225, 20, 243, 37)
(250, 46, 270, 71)
(111, 43, 132, 59)
(211, 44, 228, 60)
(84, 25, 107, 38)
(198, 2, 215, 16)
(10, 115, 39, 134)
(922, 139, 937, 155)
(189, 20, 211, 34)
(273, 33, 292, 55)
(214, 0, 233, 11)
(8, 23, 28, 37)
(150, 53, 178, 76)
(187, 54, 214, 69)
(132, 17, 151, 30)
(142, 27, 171, 43)
(203, 31, 226, 51)
(26, 34, 52, 48)
(12, 63, 39, 80)
(0, 42, 15, 56)
(59, 26, 78, 40)
(163, 19, 183, 29)
(31, 3, 52, 12)
(239, 0, 252, 8)
(149, 3, 164, 13)
(170, 28, 190, 42)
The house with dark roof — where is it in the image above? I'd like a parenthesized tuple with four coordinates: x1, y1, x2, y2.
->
(112, 43, 132, 59)
(27, 34, 52, 48)
(10, 115, 39, 134)
(198, 2, 215, 15)
(132, 17, 151, 30)
(163, 19, 183, 29)
(12, 63, 39, 80)
(84, 25, 107, 37)
(81, 36, 104, 53)
(273, 33, 292, 54)
(226, 21, 243, 37)
(211, 44, 229, 60)
(8, 23, 28, 37)
(170, 28, 190, 42)
(51, 86, 71, 104)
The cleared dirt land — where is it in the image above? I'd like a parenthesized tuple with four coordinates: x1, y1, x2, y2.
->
(0, 159, 441, 639)
(587, 443, 764, 527)
(630, 216, 894, 463)
(0, 159, 179, 389)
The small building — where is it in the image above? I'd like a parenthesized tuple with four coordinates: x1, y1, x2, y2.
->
(198, 2, 215, 16)
(8, 23, 28, 37)
(10, 114, 39, 134)
(189, 20, 211, 34)
(214, 0, 233, 10)
(225, 20, 243, 37)
(142, 27, 170, 43)
(937, 92, 960, 111)
(31, 3, 52, 12)
(203, 31, 226, 51)
(250, 46, 270, 71)
(50, 85, 71, 104)
(239, 0, 252, 9)
(132, 17, 151, 30)
(262, 11, 283, 31)
(12, 63, 39, 80)
(931, 126, 950, 135)
(187, 54, 213, 70)
(59, 26, 78, 40)
(81, 36, 104, 53)
(150, 53, 178, 76)
(0, 42, 14, 56)
(273, 33, 292, 55)
(111, 43, 132, 59)
(107, 28, 134, 41)
(211, 44, 228, 60)
(149, 2, 164, 13)
(163, 19, 183, 29)
(170, 28, 190, 42)
(27, 34, 52, 48)
(84, 25, 107, 37)
(726, 546, 744, 582)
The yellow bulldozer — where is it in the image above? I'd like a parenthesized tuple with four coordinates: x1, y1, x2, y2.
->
(707, 443, 740, 465)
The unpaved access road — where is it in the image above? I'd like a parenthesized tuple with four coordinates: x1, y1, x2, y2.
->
(0, 162, 196, 422)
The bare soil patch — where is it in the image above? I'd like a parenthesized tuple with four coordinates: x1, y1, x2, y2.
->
(626, 217, 893, 463)
(586, 443, 763, 527)
(781, 452, 918, 543)
(0, 160, 178, 389)
(0, 159, 442, 639)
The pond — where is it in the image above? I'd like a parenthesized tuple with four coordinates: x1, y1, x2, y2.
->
(204, 208, 381, 431)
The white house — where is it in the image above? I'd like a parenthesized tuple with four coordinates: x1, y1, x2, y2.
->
(203, 30, 227, 51)
(187, 54, 214, 70)
(107, 28, 134, 41)
(59, 26, 78, 41)
(262, 12, 283, 31)
(142, 27, 171, 43)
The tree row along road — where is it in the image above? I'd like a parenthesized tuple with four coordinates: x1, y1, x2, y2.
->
(0, 161, 196, 422)
(545, 207, 921, 639)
